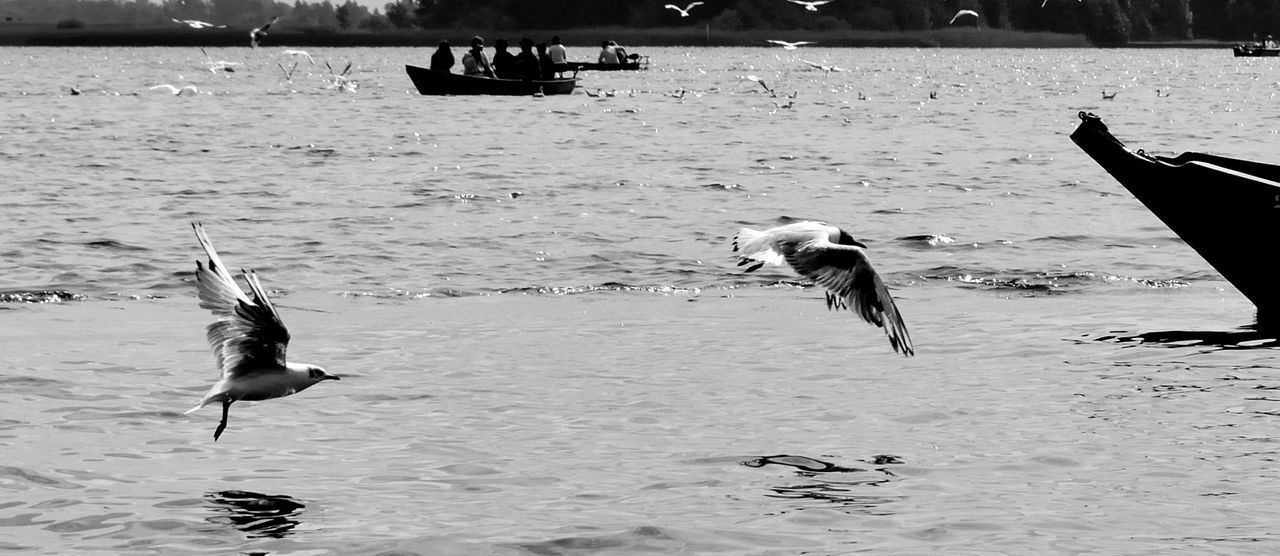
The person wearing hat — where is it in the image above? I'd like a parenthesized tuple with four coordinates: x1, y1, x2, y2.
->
(513, 37, 541, 81)
(461, 35, 495, 78)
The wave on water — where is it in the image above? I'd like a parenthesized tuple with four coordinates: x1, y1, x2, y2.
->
(919, 266, 1189, 294)
(741, 454, 903, 512)
(0, 289, 87, 303)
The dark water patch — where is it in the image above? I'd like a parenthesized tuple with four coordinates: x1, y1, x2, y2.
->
(0, 466, 83, 490)
(509, 526, 725, 555)
(205, 490, 304, 539)
(1091, 328, 1280, 350)
(896, 234, 956, 247)
(43, 512, 131, 534)
(0, 375, 73, 394)
(743, 454, 863, 474)
(699, 182, 745, 191)
(0, 289, 87, 303)
(83, 239, 149, 252)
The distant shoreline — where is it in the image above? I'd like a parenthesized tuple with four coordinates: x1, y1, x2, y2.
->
(0, 24, 1106, 48)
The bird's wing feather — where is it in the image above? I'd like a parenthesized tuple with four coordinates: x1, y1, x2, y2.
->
(192, 223, 291, 378)
(733, 227, 787, 270)
(782, 239, 914, 356)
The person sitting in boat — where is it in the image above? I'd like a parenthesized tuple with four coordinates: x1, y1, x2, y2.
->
(514, 37, 541, 81)
(1267, 35, 1278, 48)
(611, 41, 629, 65)
(491, 38, 517, 79)
(597, 40, 620, 65)
(429, 40, 454, 73)
(535, 42, 555, 80)
(548, 36, 569, 77)
(461, 36, 495, 78)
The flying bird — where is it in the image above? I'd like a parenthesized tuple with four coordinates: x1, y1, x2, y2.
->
(184, 223, 340, 441)
(767, 39, 815, 50)
(785, 0, 834, 12)
(949, 9, 980, 25)
(249, 15, 280, 48)
(149, 84, 201, 95)
(801, 59, 844, 72)
(281, 49, 314, 64)
(172, 18, 226, 29)
(743, 74, 774, 96)
(733, 221, 914, 356)
(664, 2, 703, 17)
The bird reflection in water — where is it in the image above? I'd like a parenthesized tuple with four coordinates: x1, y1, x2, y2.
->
(205, 490, 305, 539)
(743, 454, 902, 514)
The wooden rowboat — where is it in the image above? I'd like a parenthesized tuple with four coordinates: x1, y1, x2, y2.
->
(1070, 111, 1280, 326)
(1234, 44, 1280, 57)
(405, 65, 577, 96)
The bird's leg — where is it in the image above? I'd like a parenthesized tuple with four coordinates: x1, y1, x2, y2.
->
(213, 399, 231, 441)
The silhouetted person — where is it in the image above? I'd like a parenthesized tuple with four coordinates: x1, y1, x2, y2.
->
(515, 37, 541, 81)
(536, 42, 554, 80)
(430, 40, 454, 73)
(492, 38, 517, 79)
(597, 40, 619, 65)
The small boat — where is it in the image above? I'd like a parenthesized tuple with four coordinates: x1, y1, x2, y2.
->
(404, 65, 576, 96)
(566, 57, 648, 72)
(1234, 43, 1280, 57)
(1070, 111, 1280, 326)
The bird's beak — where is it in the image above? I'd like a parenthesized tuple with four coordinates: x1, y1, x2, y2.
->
(326, 375, 341, 381)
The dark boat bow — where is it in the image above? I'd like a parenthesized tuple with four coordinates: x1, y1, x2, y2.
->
(1071, 112, 1280, 326)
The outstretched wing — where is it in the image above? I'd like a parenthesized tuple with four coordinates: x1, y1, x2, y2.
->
(781, 238, 914, 356)
(192, 222, 291, 378)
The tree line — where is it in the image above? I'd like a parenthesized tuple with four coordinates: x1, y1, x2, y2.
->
(1, 0, 1278, 45)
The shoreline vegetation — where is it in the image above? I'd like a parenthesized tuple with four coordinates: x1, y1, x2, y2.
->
(0, 25, 1116, 48)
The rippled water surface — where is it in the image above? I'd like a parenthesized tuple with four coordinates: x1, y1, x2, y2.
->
(4, 46, 1280, 554)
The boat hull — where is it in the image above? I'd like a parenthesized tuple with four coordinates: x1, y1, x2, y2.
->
(1070, 111, 1280, 325)
(566, 61, 644, 72)
(404, 65, 576, 96)
(1234, 44, 1280, 56)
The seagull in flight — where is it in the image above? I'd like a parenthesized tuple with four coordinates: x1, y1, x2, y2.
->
(184, 223, 340, 441)
(664, 2, 703, 17)
(281, 49, 314, 64)
(767, 40, 814, 50)
(733, 221, 914, 356)
(250, 15, 280, 48)
(172, 18, 226, 29)
(149, 84, 201, 95)
(949, 9, 980, 25)
(801, 59, 844, 72)
(743, 74, 775, 96)
(785, 0, 834, 11)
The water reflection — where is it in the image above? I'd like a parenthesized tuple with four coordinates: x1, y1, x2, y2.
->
(205, 490, 304, 539)
(1097, 325, 1280, 350)
(742, 454, 902, 514)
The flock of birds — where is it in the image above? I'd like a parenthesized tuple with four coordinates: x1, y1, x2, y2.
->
(185, 219, 914, 441)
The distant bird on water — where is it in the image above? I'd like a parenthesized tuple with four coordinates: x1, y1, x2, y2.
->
(664, 2, 703, 17)
(949, 9, 980, 25)
(733, 221, 914, 356)
(149, 83, 201, 95)
(172, 18, 226, 29)
(1102, 89, 1118, 99)
(184, 222, 340, 441)
(767, 39, 815, 50)
(785, 0, 835, 12)
(250, 15, 279, 48)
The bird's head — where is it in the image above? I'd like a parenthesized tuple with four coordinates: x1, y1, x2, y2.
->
(305, 365, 341, 384)
(835, 229, 867, 248)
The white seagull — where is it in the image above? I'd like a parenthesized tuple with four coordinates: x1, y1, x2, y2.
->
(785, 0, 834, 12)
(767, 39, 814, 50)
(733, 221, 914, 356)
(184, 222, 340, 441)
(743, 74, 774, 96)
(281, 49, 315, 64)
(664, 2, 703, 17)
(149, 83, 201, 95)
(949, 9, 980, 25)
(172, 18, 226, 29)
(250, 15, 280, 48)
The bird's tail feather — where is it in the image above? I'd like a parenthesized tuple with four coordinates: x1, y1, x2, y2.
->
(733, 227, 786, 269)
(183, 402, 205, 415)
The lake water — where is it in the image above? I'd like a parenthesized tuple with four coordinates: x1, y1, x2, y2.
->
(4, 45, 1280, 554)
